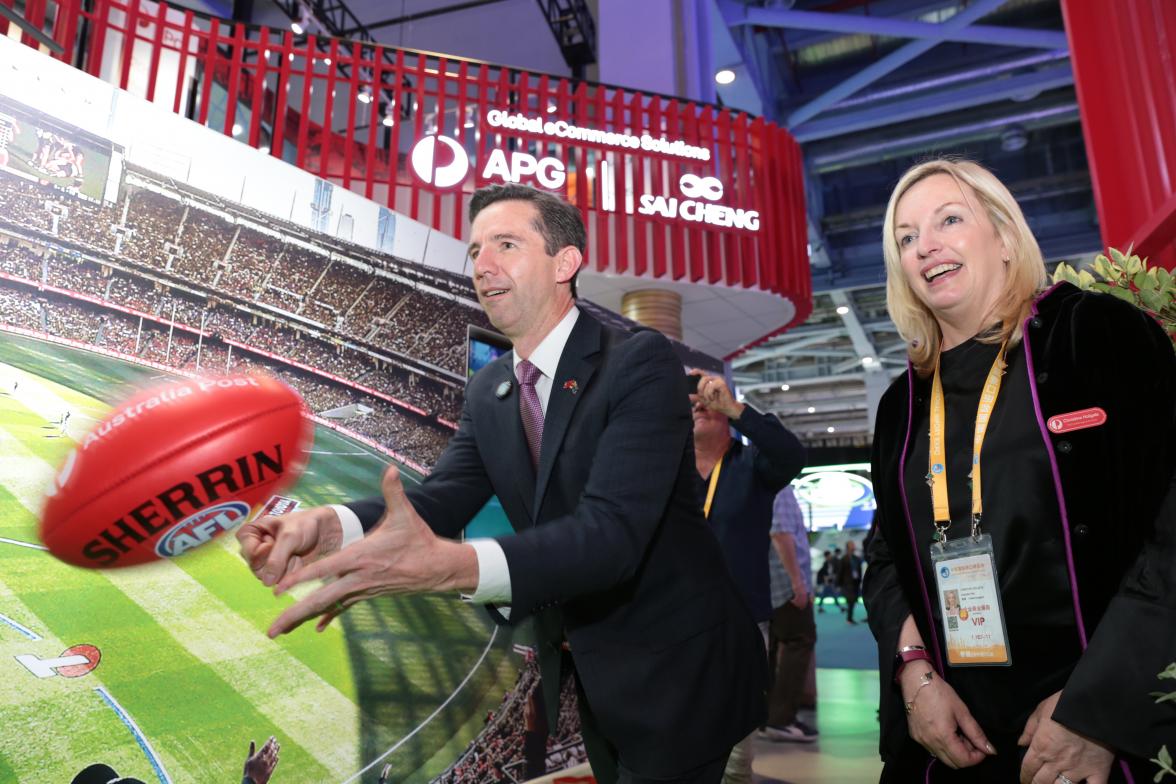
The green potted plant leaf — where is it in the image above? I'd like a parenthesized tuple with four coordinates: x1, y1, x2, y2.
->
(1051, 247, 1176, 349)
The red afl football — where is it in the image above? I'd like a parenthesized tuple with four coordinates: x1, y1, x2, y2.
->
(40, 374, 313, 568)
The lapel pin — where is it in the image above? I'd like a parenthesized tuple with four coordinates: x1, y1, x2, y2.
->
(495, 380, 513, 399)
(563, 379, 578, 395)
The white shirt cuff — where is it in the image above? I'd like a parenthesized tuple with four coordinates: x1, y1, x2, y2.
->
(330, 504, 366, 548)
(466, 538, 512, 604)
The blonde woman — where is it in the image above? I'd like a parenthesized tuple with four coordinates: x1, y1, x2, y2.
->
(863, 159, 1175, 783)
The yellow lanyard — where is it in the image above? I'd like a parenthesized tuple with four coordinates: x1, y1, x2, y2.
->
(703, 453, 725, 519)
(928, 341, 1007, 542)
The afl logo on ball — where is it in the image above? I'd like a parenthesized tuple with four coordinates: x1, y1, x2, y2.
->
(156, 501, 251, 558)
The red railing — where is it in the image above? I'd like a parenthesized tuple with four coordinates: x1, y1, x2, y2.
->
(0, 0, 812, 324)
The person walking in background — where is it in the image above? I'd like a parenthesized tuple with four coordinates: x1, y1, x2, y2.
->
(690, 370, 806, 782)
(837, 540, 864, 624)
(761, 485, 820, 744)
(815, 550, 843, 613)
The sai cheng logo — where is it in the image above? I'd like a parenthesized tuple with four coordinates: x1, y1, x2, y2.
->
(638, 173, 760, 232)
(155, 501, 251, 558)
(410, 135, 470, 188)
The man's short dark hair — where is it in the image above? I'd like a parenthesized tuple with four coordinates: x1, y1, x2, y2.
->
(469, 184, 586, 297)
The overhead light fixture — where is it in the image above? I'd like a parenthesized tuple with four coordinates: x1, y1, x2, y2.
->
(807, 406, 816, 414)
(715, 69, 736, 85)
(382, 105, 395, 127)
(1001, 124, 1028, 152)
(291, 2, 311, 35)
(862, 356, 875, 366)
(231, 123, 243, 136)
(780, 383, 790, 392)
(259, 145, 270, 154)
(358, 86, 373, 104)
(827, 426, 836, 433)
(836, 305, 850, 315)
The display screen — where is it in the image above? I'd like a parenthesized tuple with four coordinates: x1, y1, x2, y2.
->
(467, 324, 512, 378)
(0, 96, 115, 203)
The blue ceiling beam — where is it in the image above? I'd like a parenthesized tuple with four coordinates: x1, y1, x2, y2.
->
(723, 5, 1068, 51)
(778, 0, 1013, 128)
(792, 63, 1074, 142)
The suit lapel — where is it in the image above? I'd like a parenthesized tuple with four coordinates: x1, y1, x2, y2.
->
(533, 313, 602, 516)
(492, 356, 536, 522)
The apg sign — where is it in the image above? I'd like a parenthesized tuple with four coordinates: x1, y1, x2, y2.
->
(408, 110, 760, 233)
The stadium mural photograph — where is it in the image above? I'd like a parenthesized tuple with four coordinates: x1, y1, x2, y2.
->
(0, 35, 624, 784)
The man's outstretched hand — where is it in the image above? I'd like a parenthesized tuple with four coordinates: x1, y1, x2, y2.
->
(265, 466, 480, 637)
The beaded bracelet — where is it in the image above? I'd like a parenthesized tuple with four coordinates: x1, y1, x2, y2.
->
(903, 670, 934, 715)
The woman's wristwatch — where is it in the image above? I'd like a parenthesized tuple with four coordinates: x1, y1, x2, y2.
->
(893, 644, 933, 684)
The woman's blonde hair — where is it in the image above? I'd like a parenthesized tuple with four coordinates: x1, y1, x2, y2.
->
(881, 158, 1048, 376)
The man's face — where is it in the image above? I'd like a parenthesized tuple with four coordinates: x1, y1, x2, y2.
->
(691, 397, 729, 441)
(468, 200, 568, 341)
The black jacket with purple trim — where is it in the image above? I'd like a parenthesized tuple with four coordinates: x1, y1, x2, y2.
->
(863, 282, 1176, 779)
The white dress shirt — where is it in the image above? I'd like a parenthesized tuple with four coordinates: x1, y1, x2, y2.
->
(332, 305, 581, 605)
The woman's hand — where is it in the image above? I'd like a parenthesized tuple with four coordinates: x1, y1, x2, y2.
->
(1018, 690, 1114, 784)
(902, 666, 996, 769)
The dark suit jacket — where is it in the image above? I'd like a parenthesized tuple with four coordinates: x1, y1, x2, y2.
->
(347, 310, 767, 776)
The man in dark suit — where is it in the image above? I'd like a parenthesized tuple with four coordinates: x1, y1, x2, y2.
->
(237, 184, 767, 783)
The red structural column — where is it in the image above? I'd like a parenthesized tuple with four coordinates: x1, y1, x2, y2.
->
(1062, 0, 1176, 269)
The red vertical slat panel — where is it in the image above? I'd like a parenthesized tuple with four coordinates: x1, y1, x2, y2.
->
(612, 87, 629, 275)
(667, 99, 686, 281)
(649, 95, 667, 279)
(222, 23, 245, 138)
(143, 0, 167, 103)
(118, 0, 141, 92)
(453, 59, 470, 237)
(717, 109, 739, 287)
(318, 38, 340, 181)
(752, 118, 776, 293)
(733, 113, 756, 288)
(21, 0, 45, 51)
(594, 84, 609, 272)
(432, 55, 449, 230)
(629, 91, 647, 277)
(341, 40, 361, 186)
(196, 18, 218, 126)
(270, 29, 293, 160)
(85, 0, 109, 78)
(248, 28, 269, 150)
(383, 48, 407, 211)
(408, 51, 427, 221)
(573, 80, 589, 228)
(363, 44, 385, 201)
(55, 0, 81, 65)
(294, 34, 316, 170)
(173, 10, 195, 116)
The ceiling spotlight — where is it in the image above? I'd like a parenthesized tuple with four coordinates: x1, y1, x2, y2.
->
(231, 123, 243, 137)
(862, 356, 875, 366)
(358, 86, 373, 104)
(780, 383, 790, 392)
(258, 145, 270, 154)
(291, 2, 311, 35)
(382, 106, 395, 127)
(836, 305, 850, 315)
(827, 426, 836, 433)
(1001, 123, 1028, 152)
(322, 57, 331, 66)
(715, 69, 736, 85)
(807, 406, 816, 414)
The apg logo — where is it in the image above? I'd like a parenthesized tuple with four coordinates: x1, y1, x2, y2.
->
(410, 135, 470, 188)
(155, 501, 251, 558)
